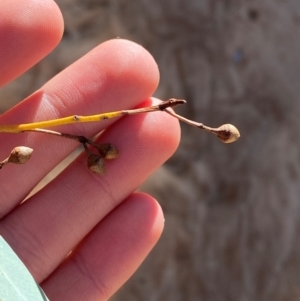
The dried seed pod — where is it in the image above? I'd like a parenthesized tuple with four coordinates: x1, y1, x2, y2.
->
(94, 143, 119, 160)
(8, 146, 33, 164)
(215, 124, 240, 143)
(87, 153, 106, 175)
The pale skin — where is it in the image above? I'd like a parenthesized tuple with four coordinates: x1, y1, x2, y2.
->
(0, 1, 181, 300)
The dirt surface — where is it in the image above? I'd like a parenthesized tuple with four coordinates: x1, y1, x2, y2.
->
(2, 1, 300, 300)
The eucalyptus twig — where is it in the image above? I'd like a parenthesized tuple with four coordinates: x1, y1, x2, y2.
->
(0, 98, 240, 174)
(0, 98, 185, 133)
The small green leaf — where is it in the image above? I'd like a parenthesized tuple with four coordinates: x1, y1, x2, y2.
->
(0, 236, 49, 301)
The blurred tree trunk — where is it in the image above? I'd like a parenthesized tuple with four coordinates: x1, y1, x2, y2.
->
(2, 0, 300, 300)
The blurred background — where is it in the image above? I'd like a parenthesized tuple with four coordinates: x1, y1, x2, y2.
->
(1, 0, 300, 300)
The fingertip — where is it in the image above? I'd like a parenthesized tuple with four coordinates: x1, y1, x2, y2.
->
(128, 192, 165, 245)
(147, 98, 181, 159)
(126, 98, 181, 163)
(0, 0, 64, 86)
(40, 0, 64, 45)
(88, 39, 160, 100)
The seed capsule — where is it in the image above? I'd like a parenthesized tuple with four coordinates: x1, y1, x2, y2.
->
(94, 143, 119, 160)
(87, 153, 106, 175)
(8, 146, 33, 164)
(215, 124, 240, 143)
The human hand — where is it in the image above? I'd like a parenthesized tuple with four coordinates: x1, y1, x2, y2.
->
(0, 1, 180, 300)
